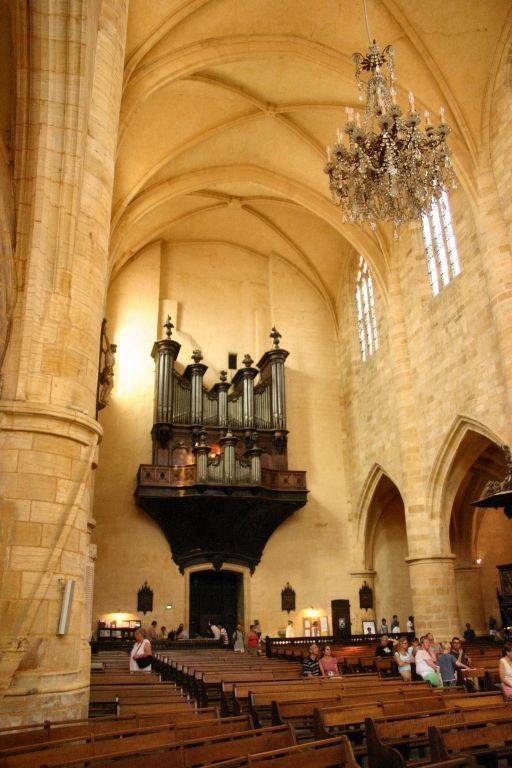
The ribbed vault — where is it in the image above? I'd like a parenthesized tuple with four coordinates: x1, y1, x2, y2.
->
(112, 0, 512, 318)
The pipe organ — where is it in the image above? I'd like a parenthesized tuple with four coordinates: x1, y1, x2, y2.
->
(135, 319, 308, 573)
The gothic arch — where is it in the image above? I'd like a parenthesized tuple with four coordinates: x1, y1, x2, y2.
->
(427, 415, 505, 553)
(356, 463, 405, 570)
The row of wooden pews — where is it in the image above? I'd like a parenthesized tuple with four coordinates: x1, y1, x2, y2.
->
(270, 638, 502, 686)
(0, 646, 507, 767)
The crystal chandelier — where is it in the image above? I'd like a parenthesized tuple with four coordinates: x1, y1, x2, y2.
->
(324, 10, 455, 236)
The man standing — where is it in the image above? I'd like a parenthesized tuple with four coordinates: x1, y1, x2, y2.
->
(464, 623, 476, 641)
(390, 615, 399, 632)
(209, 622, 221, 641)
(218, 623, 229, 646)
(148, 620, 158, 640)
(285, 620, 295, 638)
(302, 644, 322, 676)
(378, 618, 389, 634)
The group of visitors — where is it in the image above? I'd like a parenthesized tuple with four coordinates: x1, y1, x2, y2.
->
(378, 615, 414, 635)
(208, 619, 263, 654)
(376, 632, 477, 688)
(147, 620, 189, 641)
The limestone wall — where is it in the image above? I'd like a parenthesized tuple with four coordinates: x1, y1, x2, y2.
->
(92, 240, 349, 637)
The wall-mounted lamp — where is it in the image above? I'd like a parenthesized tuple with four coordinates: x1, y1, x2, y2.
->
(57, 579, 75, 636)
(165, 603, 173, 610)
(476, 557, 482, 565)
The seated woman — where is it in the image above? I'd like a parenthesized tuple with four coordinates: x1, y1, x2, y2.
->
(414, 635, 443, 687)
(319, 646, 340, 678)
(394, 636, 413, 681)
(499, 642, 512, 700)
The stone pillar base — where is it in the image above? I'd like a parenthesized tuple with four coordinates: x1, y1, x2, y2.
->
(455, 565, 486, 635)
(406, 555, 461, 640)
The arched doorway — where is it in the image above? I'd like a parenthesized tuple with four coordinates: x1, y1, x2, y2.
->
(447, 436, 509, 632)
(189, 570, 243, 639)
(362, 473, 412, 630)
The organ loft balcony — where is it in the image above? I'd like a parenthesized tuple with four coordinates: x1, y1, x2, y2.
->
(135, 321, 308, 573)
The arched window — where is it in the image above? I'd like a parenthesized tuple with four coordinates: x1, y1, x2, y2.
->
(355, 256, 379, 362)
(421, 190, 460, 296)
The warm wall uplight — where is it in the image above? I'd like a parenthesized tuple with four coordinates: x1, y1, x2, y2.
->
(476, 557, 482, 565)
(305, 608, 320, 618)
(114, 326, 152, 399)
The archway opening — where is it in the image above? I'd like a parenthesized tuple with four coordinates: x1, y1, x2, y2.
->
(366, 475, 412, 630)
(448, 435, 510, 633)
(189, 570, 243, 640)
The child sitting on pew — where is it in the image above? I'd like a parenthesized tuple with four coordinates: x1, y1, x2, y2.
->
(437, 641, 459, 686)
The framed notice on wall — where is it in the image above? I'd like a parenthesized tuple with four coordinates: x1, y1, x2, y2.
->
(303, 617, 329, 637)
(362, 620, 376, 635)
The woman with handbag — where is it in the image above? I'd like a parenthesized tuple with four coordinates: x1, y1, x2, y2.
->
(129, 628, 152, 673)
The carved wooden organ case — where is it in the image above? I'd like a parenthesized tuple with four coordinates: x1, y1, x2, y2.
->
(135, 322, 308, 573)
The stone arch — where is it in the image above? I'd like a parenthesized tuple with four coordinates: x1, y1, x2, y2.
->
(356, 464, 395, 561)
(428, 415, 510, 633)
(427, 415, 505, 551)
(357, 465, 411, 628)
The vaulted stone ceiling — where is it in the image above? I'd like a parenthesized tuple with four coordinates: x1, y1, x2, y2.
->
(111, 0, 512, 313)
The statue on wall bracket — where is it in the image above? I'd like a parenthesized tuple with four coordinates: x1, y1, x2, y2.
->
(97, 319, 117, 411)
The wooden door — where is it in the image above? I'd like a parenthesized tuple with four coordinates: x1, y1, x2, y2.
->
(331, 599, 351, 641)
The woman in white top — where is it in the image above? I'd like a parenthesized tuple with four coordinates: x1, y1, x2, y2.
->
(414, 635, 443, 687)
(499, 642, 512, 700)
(129, 627, 152, 673)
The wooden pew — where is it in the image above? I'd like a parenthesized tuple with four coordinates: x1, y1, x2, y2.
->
(90, 673, 161, 684)
(246, 735, 360, 768)
(437, 691, 504, 708)
(365, 711, 467, 768)
(0, 708, 220, 751)
(365, 705, 512, 768)
(22, 723, 295, 768)
(0, 714, 253, 764)
(232, 678, 431, 715)
(272, 697, 344, 739)
(314, 697, 450, 744)
(429, 717, 512, 765)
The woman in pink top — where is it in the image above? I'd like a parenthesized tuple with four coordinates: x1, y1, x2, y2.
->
(319, 646, 340, 677)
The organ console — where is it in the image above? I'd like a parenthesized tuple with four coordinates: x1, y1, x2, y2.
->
(135, 319, 308, 573)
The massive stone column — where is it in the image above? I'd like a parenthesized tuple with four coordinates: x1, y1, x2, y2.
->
(406, 555, 461, 639)
(0, 0, 128, 724)
(473, 165, 512, 432)
(386, 252, 462, 639)
(455, 565, 486, 636)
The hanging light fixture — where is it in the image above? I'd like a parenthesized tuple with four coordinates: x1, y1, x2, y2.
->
(324, 1, 456, 236)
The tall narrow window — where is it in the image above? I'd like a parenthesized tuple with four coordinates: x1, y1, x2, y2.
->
(421, 190, 460, 297)
(355, 256, 379, 362)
